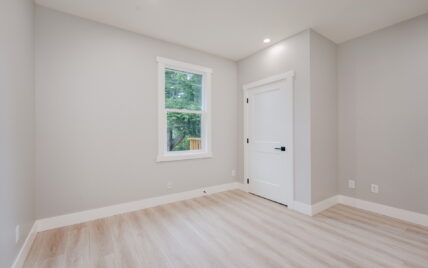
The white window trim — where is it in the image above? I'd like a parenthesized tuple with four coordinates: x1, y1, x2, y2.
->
(156, 57, 212, 162)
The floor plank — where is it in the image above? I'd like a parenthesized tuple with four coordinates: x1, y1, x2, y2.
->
(24, 190, 428, 268)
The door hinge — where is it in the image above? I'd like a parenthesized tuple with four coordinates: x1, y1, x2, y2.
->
(246, 138, 249, 144)
(246, 98, 249, 103)
(247, 178, 250, 184)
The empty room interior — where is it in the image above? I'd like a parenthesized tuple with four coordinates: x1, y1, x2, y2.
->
(2, 0, 428, 267)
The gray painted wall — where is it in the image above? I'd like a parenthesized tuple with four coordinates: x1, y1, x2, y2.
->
(238, 30, 338, 205)
(0, 0, 35, 267)
(238, 30, 313, 204)
(338, 14, 428, 214)
(35, 6, 239, 218)
(310, 31, 338, 203)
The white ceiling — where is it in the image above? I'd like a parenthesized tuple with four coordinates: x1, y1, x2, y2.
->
(35, 0, 428, 60)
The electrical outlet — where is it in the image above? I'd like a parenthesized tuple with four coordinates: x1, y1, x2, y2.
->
(231, 170, 236, 177)
(371, 184, 379, 194)
(15, 225, 20, 243)
(348, 180, 356, 189)
(167, 182, 173, 189)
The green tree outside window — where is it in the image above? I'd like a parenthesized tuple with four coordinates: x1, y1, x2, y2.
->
(165, 69, 202, 151)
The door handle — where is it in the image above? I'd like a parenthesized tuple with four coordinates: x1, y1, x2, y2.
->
(274, 146, 286, 151)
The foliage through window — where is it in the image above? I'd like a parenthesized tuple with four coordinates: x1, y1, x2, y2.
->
(165, 69, 202, 151)
(158, 57, 212, 161)
(165, 69, 202, 111)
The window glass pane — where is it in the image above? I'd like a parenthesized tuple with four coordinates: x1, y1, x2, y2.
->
(165, 69, 202, 111)
(167, 112, 201, 151)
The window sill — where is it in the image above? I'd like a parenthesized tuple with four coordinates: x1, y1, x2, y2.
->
(156, 152, 213, 162)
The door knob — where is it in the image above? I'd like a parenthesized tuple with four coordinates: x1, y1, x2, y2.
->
(274, 146, 286, 151)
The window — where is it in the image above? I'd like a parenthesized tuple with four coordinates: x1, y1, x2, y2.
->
(157, 57, 212, 162)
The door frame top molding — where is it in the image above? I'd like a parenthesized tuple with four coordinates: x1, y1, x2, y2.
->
(242, 71, 295, 91)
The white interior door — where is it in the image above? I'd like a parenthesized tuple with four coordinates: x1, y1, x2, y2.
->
(245, 73, 294, 206)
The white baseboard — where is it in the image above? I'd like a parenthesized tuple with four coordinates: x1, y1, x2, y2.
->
(237, 181, 249, 192)
(291, 195, 428, 227)
(35, 187, 428, 231)
(292, 201, 312, 215)
(292, 195, 339, 216)
(37, 182, 243, 232)
(311, 195, 339, 215)
(338, 195, 428, 227)
(292, 194, 428, 227)
(12, 221, 38, 268)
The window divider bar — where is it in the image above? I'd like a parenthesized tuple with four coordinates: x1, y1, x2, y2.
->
(165, 108, 203, 114)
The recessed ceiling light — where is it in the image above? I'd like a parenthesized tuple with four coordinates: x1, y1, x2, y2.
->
(263, 38, 271, 44)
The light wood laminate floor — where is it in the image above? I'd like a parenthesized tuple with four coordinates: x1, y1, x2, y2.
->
(24, 190, 428, 268)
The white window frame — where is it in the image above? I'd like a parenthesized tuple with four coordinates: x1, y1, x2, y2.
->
(156, 57, 212, 162)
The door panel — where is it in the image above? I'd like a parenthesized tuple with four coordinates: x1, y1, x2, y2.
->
(247, 77, 293, 205)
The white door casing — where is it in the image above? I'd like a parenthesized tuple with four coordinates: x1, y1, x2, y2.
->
(243, 72, 294, 206)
